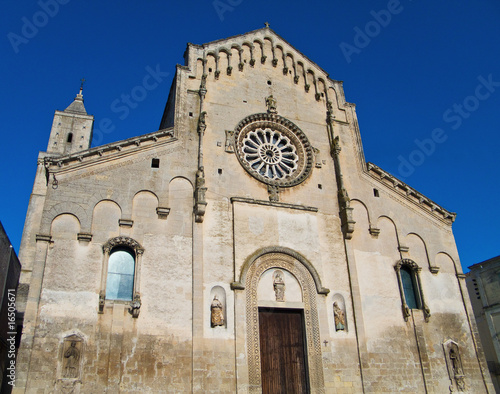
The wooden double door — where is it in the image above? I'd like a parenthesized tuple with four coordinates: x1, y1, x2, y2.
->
(259, 308, 309, 394)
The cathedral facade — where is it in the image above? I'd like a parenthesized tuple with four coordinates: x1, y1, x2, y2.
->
(15, 27, 493, 393)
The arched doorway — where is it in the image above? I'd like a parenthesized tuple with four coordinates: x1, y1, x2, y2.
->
(238, 249, 326, 393)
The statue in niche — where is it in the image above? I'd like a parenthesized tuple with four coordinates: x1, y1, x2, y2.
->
(273, 270, 285, 302)
(333, 302, 346, 331)
(266, 95, 277, 114)
(211, 296, 224, 327)
(449, 345, 466, 391)
(63, 341, 80, 378)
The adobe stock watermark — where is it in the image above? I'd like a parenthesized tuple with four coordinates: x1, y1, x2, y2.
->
(6, 289, 17, 387)
(397, 74, 500, 178)
(92, 65, 169, 146)
(7, 0, 71, 54)
(212, 0, 243, 22)
(339, 0, 406, 64)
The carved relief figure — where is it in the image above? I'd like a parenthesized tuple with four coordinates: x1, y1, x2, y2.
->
(211, 296, 224, 327)
(333, 302, 345, 331)
(63, 341, 80, 378)
(266, 95, 277, 114)
(450, 346, 466, 391)
(224, 130, 234, 153)
(273, 270, 285, 302)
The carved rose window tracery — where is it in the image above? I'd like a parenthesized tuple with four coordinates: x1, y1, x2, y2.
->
(242, 129, 299, 180)
(234, 113, 313, 187)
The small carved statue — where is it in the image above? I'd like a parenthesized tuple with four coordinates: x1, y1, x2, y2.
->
(129, 294, 141, 318)
(450, 346, 466, 391)
(198, 111, 207, 133)
(266, 95, 278, 114)
(333, 302, 346, 331)
(98, 290, 105, 314)
(63, 341, 80, 379)
(224, 130, 234, 153)
(211, 296, 224, 327)
(196, 167, 205, 188)
(338, 187, 350, 208)
(273, 270, 285, 302)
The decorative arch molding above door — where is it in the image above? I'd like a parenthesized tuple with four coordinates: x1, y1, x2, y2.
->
(242, 250, 326, 393)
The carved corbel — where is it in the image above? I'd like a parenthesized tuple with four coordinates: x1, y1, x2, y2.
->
(267, 185, 280, 202)
(156, 207, 170, 220)
(340, 207, 355, 240)
(369, 226, 380, 237)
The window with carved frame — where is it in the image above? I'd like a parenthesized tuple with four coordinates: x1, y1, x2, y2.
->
(394, 259, 430, 321)
(99, 236, 144, 317)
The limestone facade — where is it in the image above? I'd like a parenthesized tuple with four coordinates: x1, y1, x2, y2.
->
(15, 27, 494, 393)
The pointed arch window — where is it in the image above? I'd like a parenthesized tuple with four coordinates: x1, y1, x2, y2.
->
(394, 259, 430, 321)
(99, 236, 144, 317)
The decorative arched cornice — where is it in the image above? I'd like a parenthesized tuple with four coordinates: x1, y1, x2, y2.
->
(394, 258, 419, 271)
(102, 236, 144, 254)
(351, 198, 372, 224)
(231, 246, 329, 294)
(133, 189, 160, 202)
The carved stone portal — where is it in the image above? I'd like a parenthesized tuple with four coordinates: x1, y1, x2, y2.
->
(273, 270, 285, 302)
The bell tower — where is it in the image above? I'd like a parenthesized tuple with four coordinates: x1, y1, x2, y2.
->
(46, 84, 94, 155)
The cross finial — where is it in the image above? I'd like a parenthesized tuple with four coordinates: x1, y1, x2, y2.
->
(80, 78, 85, 94)
(264, 22, 270, 28)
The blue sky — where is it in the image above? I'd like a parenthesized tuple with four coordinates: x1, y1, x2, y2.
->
(1, 1, 499, 271)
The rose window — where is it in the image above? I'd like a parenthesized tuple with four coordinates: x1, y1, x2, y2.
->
(233, 113, 313, 187)
(242, 129, 299, 180)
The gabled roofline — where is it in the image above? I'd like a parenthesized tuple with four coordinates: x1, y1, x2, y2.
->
(42, 127, 175, 171)
(190, 26, 340, 84)
(366, 162, 456, 224)
(467, 255, 500, 270)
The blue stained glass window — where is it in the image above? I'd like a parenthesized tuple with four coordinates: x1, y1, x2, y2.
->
(401, 266, 418, 309)
(106, 249, 135, 301)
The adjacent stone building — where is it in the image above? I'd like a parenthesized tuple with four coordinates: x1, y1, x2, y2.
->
(15, 27, 494, 393)
(0, 222, 22, 393)
(466, 256, 500, 392)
